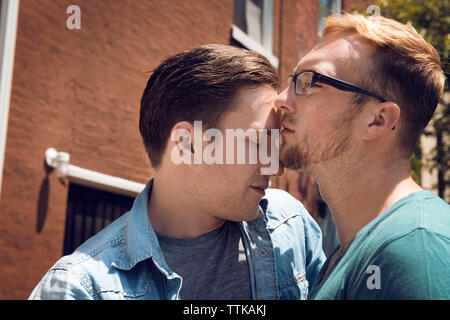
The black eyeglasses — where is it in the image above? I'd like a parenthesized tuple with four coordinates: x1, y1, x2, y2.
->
(288, 70, 386, 103)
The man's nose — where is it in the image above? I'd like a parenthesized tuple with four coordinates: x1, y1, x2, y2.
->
(275, 86, 296, 115)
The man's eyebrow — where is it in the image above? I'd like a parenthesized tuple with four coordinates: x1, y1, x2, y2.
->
(293, 67, 321, 76)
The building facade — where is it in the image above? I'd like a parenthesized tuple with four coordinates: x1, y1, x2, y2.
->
(0, 0, 365, 299)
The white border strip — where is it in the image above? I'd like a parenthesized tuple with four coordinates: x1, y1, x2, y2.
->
(0, 0, 20, 197)
(45, 148, 145, 197)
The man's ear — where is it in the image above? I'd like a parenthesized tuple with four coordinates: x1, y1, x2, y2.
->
(169, 121, 195, 165)
(362, 102, 400, 141)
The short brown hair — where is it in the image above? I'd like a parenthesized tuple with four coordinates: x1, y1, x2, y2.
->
(323, 13, 445, 155)
(139, 44, 278, 168)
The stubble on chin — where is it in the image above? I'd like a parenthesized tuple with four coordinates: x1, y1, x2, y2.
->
(280, 130, 352, 171)
(279, 106, 355, 171)
(280, 141, 310, 170)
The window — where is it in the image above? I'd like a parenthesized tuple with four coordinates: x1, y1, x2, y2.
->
(232, 0, 278, 68)
(63, 183, 134, 255)
(319, 0, 342, 35)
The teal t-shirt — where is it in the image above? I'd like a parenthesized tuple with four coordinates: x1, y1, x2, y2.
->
(309, 191, 450, 300)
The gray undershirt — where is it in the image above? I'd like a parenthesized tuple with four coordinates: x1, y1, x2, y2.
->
(156, 221, 252, 300)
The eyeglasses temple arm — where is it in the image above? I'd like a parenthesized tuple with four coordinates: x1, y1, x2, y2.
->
(317, 74, 386, 103)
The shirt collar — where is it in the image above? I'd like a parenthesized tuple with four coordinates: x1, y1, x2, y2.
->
(112, 178, 174, 276)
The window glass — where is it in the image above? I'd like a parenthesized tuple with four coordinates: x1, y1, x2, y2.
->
(319, 0, 342, 35)
(63, 183, 134, 255)
(234, 0, 264, 45)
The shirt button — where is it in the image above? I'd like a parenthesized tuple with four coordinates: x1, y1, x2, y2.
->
(259, 249, 267, 256)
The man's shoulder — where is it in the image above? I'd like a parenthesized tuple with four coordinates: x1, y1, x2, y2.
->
(372, 191, 450, 256)
(29, 213, 133, 299)
(261, 188, 309, 222)
(367, 191, 450, 245)
(260, 188, 322, 234)
(393, 190, 449, 219)
(258, 188, 311, 232)
(52, 212, 130, 276)
(357, 227, 450, 272)
(415, 191, 450, 235)
(315, 227, 450, 299)
(346, 192, 449, 265)
(346, 228, 450, 299)
(341, 193, 450, 299)
(312, 192, 450, 299)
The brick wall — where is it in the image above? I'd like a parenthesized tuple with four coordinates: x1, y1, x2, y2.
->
(0, 0, 303, 299)
(0, 0, 370, 299)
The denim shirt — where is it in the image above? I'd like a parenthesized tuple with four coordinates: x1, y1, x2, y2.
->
(29, 179, 326, 300)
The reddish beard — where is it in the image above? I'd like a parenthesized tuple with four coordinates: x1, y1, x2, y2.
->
(280, 128, 352, 170)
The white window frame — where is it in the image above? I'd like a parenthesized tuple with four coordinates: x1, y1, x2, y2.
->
(231, 0, 278, 68)
(0, 0, 20, 198)
(45, 148, 145, 197)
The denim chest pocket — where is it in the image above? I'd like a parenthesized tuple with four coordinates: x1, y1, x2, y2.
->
(93, 272, 154, 299)
(91, 262, 166, 300)
(278, 273, 309, 300)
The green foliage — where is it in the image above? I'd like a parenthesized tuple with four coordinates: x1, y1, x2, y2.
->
(377, 0, 449, 77)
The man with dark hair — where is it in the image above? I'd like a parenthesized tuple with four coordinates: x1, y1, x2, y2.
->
(29, 44, 325, 300)
(275, 14, 450, 299)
